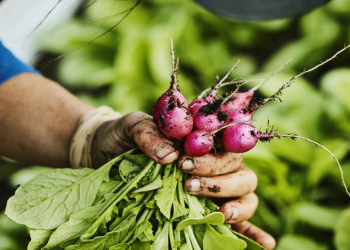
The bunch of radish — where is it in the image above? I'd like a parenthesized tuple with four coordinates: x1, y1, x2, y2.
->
(153, 40, 350, 196)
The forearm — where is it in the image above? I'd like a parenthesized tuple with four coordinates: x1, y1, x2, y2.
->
(0, 72, 93, 168)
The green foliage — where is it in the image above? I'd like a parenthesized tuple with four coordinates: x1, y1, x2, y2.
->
(4, 152, 261, 249)
(203, 224, 246, 250)
(5, 159, 117, 229)
(334, 208, 350, 250)
(2, 0, 350, 249)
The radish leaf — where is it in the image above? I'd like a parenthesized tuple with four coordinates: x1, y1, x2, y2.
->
(154, 168, 178, 220)
(28, 229, 54, 250)
(176, 212, 225, 232)
(203, 224, 247, 250)
(5, 160, 115, 230)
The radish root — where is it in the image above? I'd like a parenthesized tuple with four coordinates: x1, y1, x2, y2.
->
(265, 133, 350, 197)
(257, 44, 350, 107)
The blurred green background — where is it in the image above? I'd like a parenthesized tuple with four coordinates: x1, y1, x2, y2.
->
(1, 0, 350, 249)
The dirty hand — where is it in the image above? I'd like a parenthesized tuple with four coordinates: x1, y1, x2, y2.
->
(90, 111, 275, 250)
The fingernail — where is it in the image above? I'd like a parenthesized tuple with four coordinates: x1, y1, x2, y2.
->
(189, 178, 201, 193)
(231, 207, 240, 220)
(181, 159, 195, 171)
(155, 143, 176, 159)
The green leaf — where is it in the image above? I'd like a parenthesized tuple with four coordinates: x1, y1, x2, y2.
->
(231, 230, 266, 250)
(0, 235, 22, 250)
(28, 229, 54, 250)
(109, 244, 130, 250)
(65, 214, 137, 249)
(109, 240, 151, 250)
(94, 180, 123, 205)
(171, 194, 189, 221)
(58, 46, 115, 88)
(119, 160, 142, 182)
(113, 213, 138, 232)
(187, 194, 205, 219)
(151, 221, 169, 250)
(203, 224, 247, 250)
(334, 208, 350, 250)
(132, 174, 162, 194)
(80, 160, 155, 241)
(154, 169, 178, 220)
(6, 167, 103, 229)
(193, 224, 206, 248)
(179, 243, 191, 250)
(134, 220, 156, 242)
(292, 202, 341, 230)
(123, 153, 150, 167)
(176, 212, 225, 232)
(205, 199, 218, 213)
(131, 240, 152, 250)
(275, 234, 327, 250)
(121, 195, 145, 218)
(215, 225, 238, 239)
(43, 193, 116, 249)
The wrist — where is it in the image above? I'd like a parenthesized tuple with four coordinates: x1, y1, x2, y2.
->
(69, 106, 121, 169)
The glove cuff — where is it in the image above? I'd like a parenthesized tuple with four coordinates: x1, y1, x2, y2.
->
(70, 106, 121, 169)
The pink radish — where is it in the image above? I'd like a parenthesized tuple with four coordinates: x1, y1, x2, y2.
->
(192, 98, 226, 132)
(156, 39, 193, 140)
(221, 123, 261, 153)
(158, 101, 193, 141)
(225, 109, 253, 126)
(184, 122, 248, 157)
(192, 111, 225, 132)
(153, 90, 187, 124)
(221, 123, 350, 196)
(221, 59, 293, 111)
(153, 40, 188, 124)
(184, 130, 213, 157)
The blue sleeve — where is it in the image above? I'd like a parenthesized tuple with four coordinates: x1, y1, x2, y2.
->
(0, 40, 41, 85)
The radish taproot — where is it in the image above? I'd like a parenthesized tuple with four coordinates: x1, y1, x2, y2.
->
(221, 122, 350, 196)
(153, 40, 188, 124)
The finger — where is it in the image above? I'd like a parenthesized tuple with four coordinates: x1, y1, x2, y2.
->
(231, 221, 276, 250)
(184, 166, 257, 197)
(120, 111, 180, 165)
(177, 151, 243, 177)
(219, 193, 258, 223)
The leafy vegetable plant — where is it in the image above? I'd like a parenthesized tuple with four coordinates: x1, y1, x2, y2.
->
(5, 148, 264, 250)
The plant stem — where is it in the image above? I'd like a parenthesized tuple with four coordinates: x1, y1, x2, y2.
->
(206, 59, 241, 100)
(212, 120, 252, 135)
(152, 163, 162, 180)
(78, 159, 155, 242)
(169, 220, 176, 250)
(120, 208, 151, 243)
(250, 58, 293, 92)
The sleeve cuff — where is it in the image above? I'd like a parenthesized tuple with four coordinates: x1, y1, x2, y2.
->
(0, 40, 41, 85)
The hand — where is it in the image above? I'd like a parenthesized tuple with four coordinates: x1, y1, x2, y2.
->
(90, 111, 180, 168)
(178, 152, 276, 250)
(91, 110, 275, 250)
